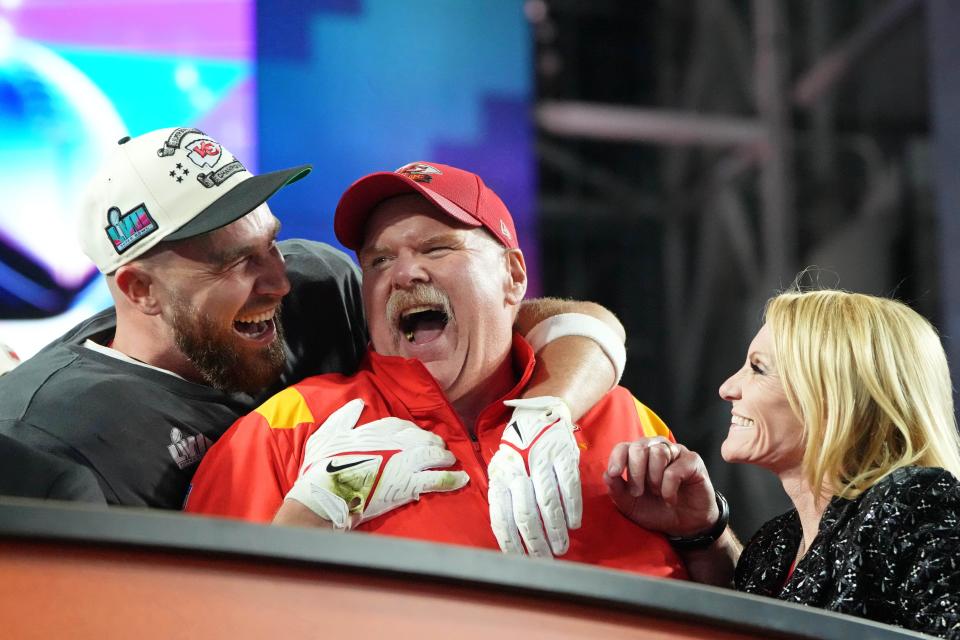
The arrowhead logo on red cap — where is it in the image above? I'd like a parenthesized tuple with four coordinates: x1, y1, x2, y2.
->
(396, 162, 441, 183)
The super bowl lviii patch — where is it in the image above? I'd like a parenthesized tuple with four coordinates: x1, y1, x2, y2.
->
(105, 203, 158, 254)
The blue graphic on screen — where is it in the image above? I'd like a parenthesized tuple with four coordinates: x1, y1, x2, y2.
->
(0, 0, 533, 359)
(54, 51, 250, 140)
(258, 0, 537, 290)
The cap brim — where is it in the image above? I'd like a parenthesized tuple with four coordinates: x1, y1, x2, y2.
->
(164, 164, 312, 241)
(334, 172, 480, 250)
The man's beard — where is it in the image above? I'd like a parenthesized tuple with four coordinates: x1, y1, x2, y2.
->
(169, 300, 286, 395)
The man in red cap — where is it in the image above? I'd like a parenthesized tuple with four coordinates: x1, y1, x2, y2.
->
(0, 128, 621, 511)
(186, 162, 686, 577)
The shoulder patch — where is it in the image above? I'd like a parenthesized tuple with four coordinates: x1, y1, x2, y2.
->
(255, 387, 315, 429)
(633, 397, 673, 440)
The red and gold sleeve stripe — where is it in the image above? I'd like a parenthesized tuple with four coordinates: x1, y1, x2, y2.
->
(254, 387, 316, 430)
(633, 397, 675, 442)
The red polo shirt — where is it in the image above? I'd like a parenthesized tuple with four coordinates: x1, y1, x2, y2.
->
(186, 335, 687, 578)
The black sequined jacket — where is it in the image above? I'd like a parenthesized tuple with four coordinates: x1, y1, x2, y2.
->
(735, 466, 960, 638)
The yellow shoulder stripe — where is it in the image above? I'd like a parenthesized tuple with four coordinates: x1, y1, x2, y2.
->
(255, 387, 315, 429)
(633, 398, 673, 439)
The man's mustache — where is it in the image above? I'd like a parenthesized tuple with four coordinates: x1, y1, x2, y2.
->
(385, 284, 453, 327)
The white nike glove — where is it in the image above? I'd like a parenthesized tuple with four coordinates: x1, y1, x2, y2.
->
(487, 396, 582, 557)
(285, 399, 469, 529)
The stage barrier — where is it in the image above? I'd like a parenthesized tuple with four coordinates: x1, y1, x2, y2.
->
(0, 499, 928, 639)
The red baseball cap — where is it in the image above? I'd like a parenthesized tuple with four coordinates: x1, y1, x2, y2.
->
(334, 161, 519, 251)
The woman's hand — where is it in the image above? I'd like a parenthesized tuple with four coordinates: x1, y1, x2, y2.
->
(604, 437, 719, 537)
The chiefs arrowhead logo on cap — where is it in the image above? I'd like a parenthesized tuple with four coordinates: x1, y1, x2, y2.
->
(186, 138, 222, 169)
(396, 162, 441, 183)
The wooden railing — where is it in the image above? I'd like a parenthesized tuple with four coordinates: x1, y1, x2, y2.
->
(0, 498, 929, 639)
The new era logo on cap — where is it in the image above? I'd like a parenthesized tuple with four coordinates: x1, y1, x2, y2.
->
(334, 161, 519, 251)
(78, 127, 311, 274)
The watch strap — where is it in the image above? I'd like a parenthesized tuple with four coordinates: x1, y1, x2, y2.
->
(666, 490, 729, 551)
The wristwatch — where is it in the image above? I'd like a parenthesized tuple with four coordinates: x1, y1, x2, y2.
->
(666, 490, 729, 550)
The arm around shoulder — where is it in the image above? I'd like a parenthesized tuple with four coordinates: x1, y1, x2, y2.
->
(516, 298, 626, 421)
(515, 298, 625, 342)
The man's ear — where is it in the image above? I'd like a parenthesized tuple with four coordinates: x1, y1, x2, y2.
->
(504, 249, 527, 305)
(112, 263, 162, 315)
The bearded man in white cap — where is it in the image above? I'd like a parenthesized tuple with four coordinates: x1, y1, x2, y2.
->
(0, 130, 627, 511)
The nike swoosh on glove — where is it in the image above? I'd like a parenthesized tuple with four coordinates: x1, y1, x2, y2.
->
(285, 399, 469, 529)
(487, 396, 582, 557)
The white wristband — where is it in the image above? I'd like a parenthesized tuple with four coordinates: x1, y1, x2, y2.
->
(524, 312, 626, 386)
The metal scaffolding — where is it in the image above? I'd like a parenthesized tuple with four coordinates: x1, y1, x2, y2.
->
(534, 0, 937, 535)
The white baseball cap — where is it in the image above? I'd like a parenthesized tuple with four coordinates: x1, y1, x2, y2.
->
(78, 127, 311, 274)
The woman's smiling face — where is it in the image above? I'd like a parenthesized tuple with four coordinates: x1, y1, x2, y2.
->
(718, 323, 806, 474)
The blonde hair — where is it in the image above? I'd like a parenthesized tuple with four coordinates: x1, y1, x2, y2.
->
(765, 289, 960, 499)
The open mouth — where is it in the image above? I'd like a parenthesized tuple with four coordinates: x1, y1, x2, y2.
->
(233, 309, 277, 341)
(398, 305, 449, 345)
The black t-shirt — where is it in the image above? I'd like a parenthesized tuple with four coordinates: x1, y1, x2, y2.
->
(0, 240, 367, 509)
(0, 433, 105, 503)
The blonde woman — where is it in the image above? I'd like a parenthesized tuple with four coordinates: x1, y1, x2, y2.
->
(605, 290, 960, 637)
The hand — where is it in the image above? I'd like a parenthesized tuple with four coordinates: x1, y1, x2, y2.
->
(285, 399, 469, 529)
(604, 437, 718, 538)
(487, 396, 582, 557)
